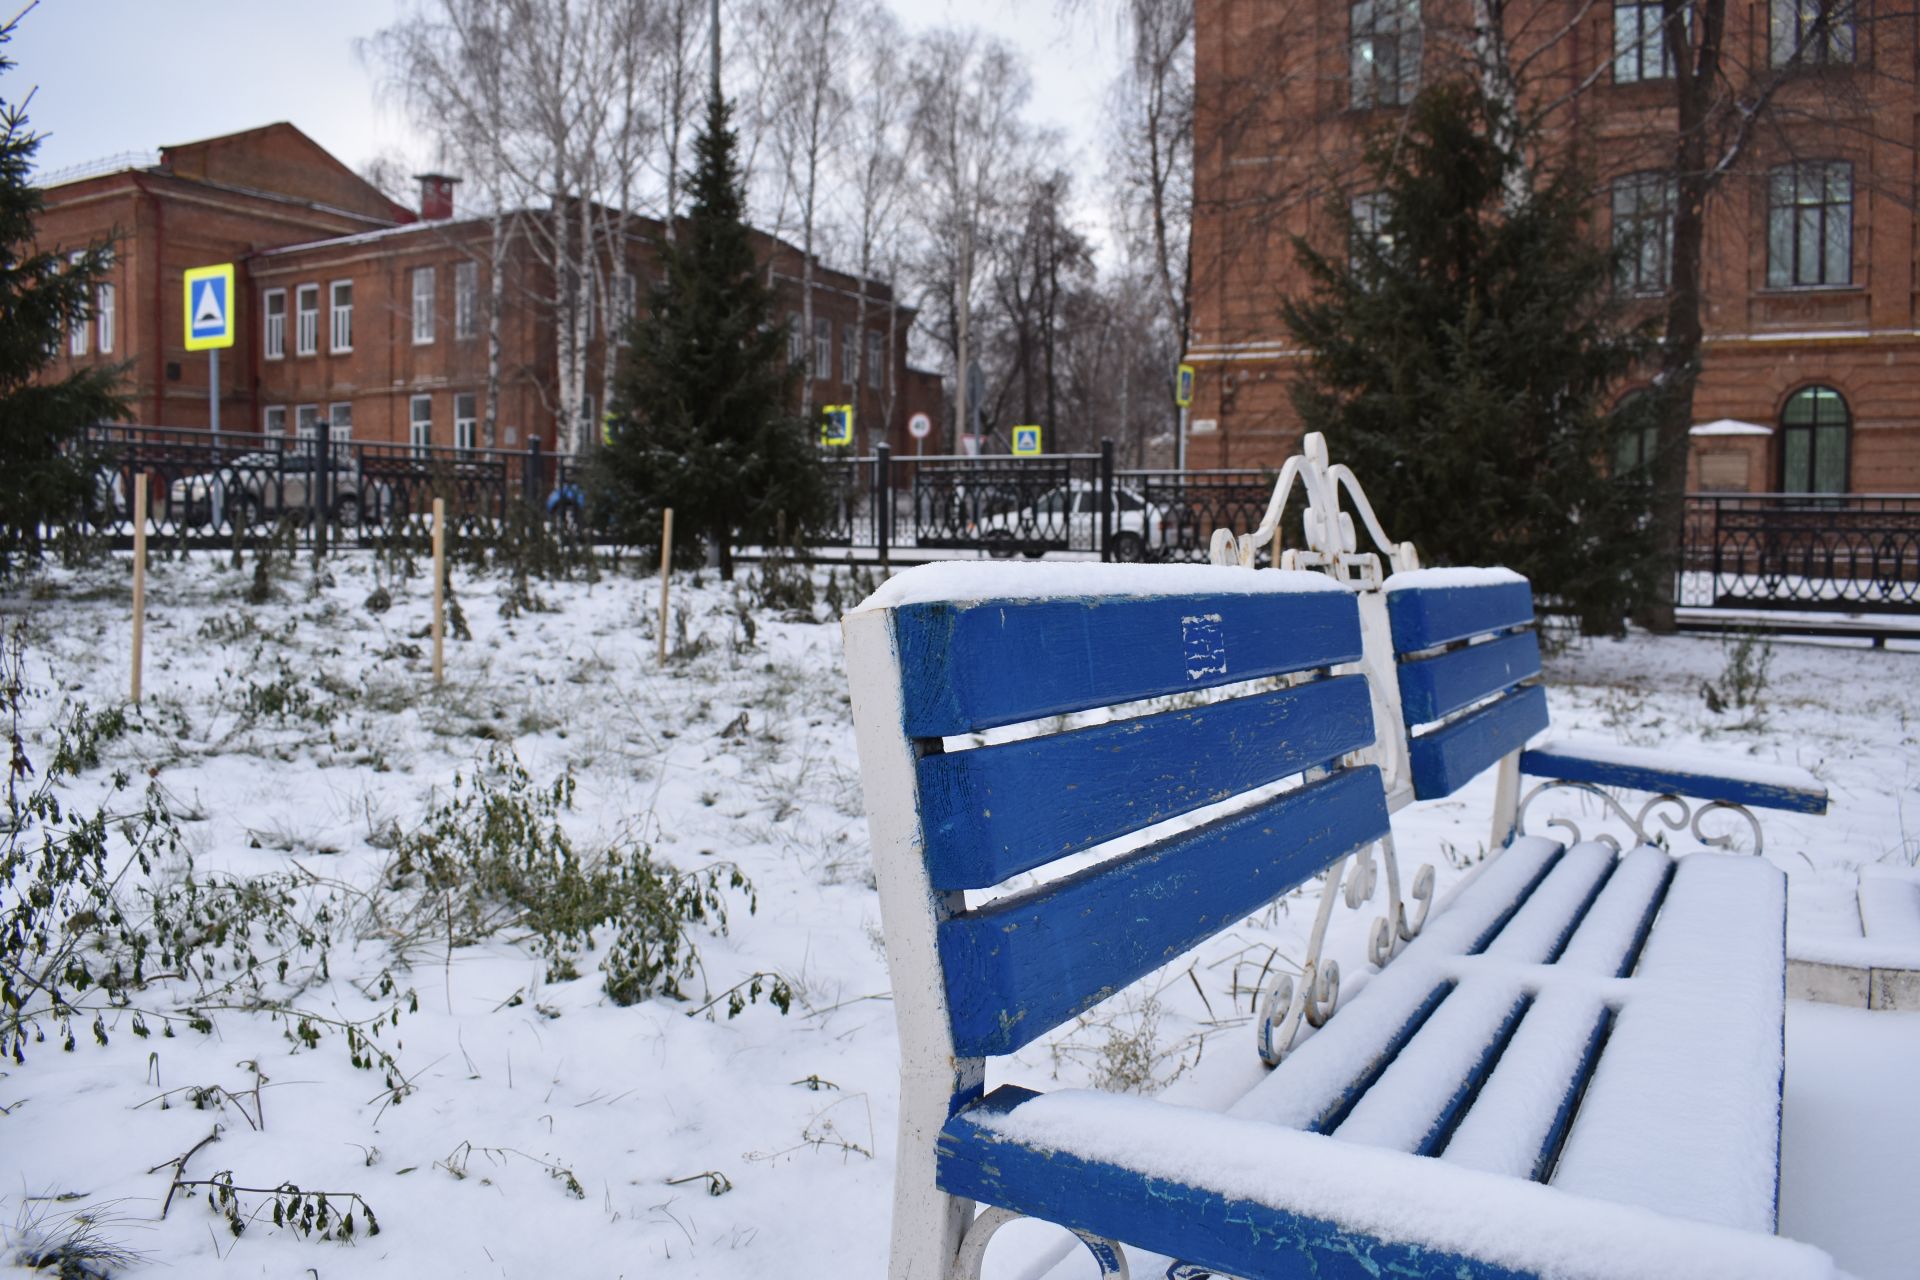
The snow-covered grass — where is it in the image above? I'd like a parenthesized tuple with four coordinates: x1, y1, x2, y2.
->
(0, 551, 1914, 1279)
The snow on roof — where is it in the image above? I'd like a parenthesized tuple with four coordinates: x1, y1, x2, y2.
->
(256, 218, 476, 257)
(1692, 419, 1773, 437)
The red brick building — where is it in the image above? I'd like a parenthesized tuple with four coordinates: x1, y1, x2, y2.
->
(1186, 0, 1920, 495)
(38, 123, 939, 457)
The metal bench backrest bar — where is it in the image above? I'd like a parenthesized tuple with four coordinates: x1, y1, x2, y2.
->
(1385, 571, 1549, 801)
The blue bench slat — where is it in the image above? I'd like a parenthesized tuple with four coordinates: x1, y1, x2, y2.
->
(919, 675, 1374, 891)
(1518, 746, 1830, 815)
(1397, 630, 1542, 726)
(892, 589, 1362, 737)
(937, 766, 1390, 1058)
(1409, 685, 1550, 800)
(939, 1086, 1538, 1280)
(1387, 580, 1536, 653)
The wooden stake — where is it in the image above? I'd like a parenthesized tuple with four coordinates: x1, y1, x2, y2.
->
(657, 507, 674, 665)
(1271, 524, 1282, 570)
(431, 497, 446, 685)
(131, 473, 147, 703)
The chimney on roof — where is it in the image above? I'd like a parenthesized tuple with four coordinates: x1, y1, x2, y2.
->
(415, 173, 459, 221)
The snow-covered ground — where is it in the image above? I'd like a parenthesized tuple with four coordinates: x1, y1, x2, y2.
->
(1, 551, 1915, 1279)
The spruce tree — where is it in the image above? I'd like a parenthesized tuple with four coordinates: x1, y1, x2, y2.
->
(0, 16, 125, 573)
(1282, 83, 1661, 634)
(597, 91, 825, 581)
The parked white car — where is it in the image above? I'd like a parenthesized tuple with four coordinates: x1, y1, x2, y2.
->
(975, 483, 1164, 561)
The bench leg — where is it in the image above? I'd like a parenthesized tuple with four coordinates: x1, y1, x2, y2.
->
(1490, 748, 1522, 852)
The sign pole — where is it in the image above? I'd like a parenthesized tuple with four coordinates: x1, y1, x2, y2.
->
(209, 346, 220, 448)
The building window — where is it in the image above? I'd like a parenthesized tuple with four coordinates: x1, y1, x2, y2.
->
(454, 393, 478, 450)
(843, 325, 858, 385)
(1613, 2, 1675, 83)
(787, 312, 805, 365)
(1771, 0, 1854, 67)
(1780, 385, 1849, 493)
(96, 283, 114, 353)
(1350, 0, 1421, 109)
(813, 315, 832, 380)
(866, 330, 885, 389)
(612, 273, 636, 343)
(410, 394, 433, 455)
(295, 404, 321, 447)
(329, 402, 353, 443)
(263, 288, 286, 359)
(1610, 391, 1661, 475)
(412, 267, 437, 344)
(329, 280, 353, 352)
(1350, 191, 1393, 263)
(264, 405, 287, 437)
(1611, 172, 1675, 295)
(295, 284, 319, 355)
(1767, 161, 1852, 288)
(455, 261, 479, 340)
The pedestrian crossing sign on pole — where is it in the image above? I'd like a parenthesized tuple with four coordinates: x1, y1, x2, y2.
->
(183, 263, 236, 351)
(1012, 424, 1042, 456)
(820, 404, 853, 447)
(1176, 363, 1195, 408)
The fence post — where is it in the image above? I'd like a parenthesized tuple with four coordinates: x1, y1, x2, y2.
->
(875, 443, 892, 568)
(314, 416, 332, 561)
(525, 435, 544, 509)
(131, 473, 147, 704)
(1099, 437, 1115, 563)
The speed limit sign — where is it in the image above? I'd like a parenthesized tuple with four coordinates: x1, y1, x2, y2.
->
(908, 412, 932, 440)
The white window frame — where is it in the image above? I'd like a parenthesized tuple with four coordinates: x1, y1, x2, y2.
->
(295, 403, 321, 447)
(67, 253, 87, 355)
(867, 330, 885, 390)
(454, 260, 479, 340)
(843, 325, 859, 386)
(613, 273, 636, 344)
(412, 267, 437, 345)
(96, 282, 115, 354)
(295, 283, 320, 356)
(328, 401, 353, 443)
(454, 393, 478, 450)
(264, 405, 287, 437)
(813, 316, 832, 380)
(263, 288, 286, 359)
(787, 312, 806, 365)
(410, 393, 433, 455)
(329, 280, 353, 353)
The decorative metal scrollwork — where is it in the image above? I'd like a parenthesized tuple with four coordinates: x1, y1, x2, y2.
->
(1254, 836, 1434, 1066)
(1166, 1264, 1248, 1279)
(955, 1205, 1129, 1279)
(1516, 781, 1766, 855)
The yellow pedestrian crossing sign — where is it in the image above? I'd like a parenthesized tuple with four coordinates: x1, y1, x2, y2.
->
(184, 263, 236, 351)
(1012, 424, 1042, 456)
(821, 404, 853, 447)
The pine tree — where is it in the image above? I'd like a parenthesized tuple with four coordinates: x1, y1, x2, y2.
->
(0, 15, 126, 573)
(596, 91, 826, 581)
(1282, 83, 1661, 634)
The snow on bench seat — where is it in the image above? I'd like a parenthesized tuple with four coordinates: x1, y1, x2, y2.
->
(941, 1084, 1835, 1280)
(1209, 842, 1786, 1235)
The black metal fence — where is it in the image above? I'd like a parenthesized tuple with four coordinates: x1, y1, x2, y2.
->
(1680, 493, 1920, 614)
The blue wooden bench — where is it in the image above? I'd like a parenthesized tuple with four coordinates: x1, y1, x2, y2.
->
(843, 561, 1839, 1280)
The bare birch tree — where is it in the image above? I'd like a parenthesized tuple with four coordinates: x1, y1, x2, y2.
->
(909, 29, 1033, 448)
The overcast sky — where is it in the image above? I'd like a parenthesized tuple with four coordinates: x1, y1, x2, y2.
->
(17, 0, 1124, 218)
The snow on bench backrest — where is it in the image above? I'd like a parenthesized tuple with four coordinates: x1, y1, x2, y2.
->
(844, 562, 1394, 1063)
(1384, 568, 1548, 800)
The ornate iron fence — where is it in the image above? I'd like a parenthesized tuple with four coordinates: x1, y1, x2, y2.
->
(1680, 493, 1920, 613)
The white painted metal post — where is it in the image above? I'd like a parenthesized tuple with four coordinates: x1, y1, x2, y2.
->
(657, 507, 674, 665)
(1490, 749, 1523, 851)
(431, 497, 446, 685)
(130, 474, 147, 704)
(842, 608, 978, 1280)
